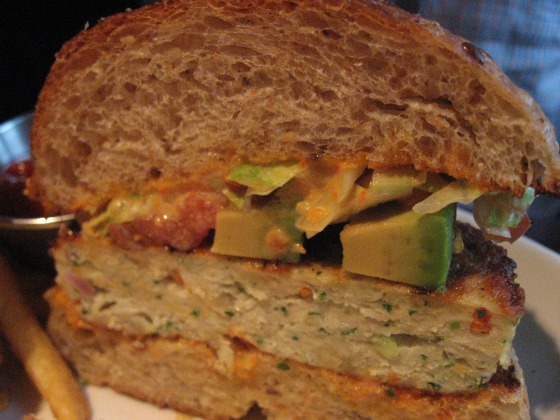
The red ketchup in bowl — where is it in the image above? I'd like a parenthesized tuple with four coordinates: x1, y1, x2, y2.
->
(0, 160, 45, 218)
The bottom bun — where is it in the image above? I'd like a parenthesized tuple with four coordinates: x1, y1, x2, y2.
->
(46, 286, 530, 419)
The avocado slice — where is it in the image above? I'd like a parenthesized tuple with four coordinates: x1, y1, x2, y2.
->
(340, 203, 456, 290)
(212, 206, 304, 263)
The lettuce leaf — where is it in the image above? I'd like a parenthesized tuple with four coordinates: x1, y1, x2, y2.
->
(295, 163, 365, 237)
(227, 162, 301, 196)
(473, 187, 535, 241)
(412, 181, 484, 214)
(296, 166, 426, 237)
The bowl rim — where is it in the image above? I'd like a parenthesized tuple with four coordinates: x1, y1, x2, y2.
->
(2, 112, 76, 230)
(0, 213, 75, 230)
(0, 111, 33, 134)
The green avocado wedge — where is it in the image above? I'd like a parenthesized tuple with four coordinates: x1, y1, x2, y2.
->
(211, 206, 304, 263)
(340, 203, 456, 290)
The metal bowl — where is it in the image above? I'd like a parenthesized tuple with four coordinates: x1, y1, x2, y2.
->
(0, 113, 75, 271)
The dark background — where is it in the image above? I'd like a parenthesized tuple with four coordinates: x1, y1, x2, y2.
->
(0, 1, 143, 123)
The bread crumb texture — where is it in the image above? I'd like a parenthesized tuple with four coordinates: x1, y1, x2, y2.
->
(30, 0, 560, 212)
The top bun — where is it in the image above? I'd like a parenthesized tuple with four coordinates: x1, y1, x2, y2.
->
(29, 0, 560, 213)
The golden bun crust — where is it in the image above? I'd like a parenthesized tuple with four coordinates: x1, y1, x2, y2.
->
(29, 0, 560, 213)
(46, 286, 530, 419)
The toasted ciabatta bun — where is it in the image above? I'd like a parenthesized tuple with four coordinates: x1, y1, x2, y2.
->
(46, 286, 530, 420)
(29, 0, 560, 214)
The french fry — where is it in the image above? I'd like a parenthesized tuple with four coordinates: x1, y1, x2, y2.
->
(0, 252, 90, 420)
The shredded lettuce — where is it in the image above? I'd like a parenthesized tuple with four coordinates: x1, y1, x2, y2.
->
(473, 187, 535, 241)
(225, 162, 430, 238)
(83, 194, 165, 237)
(222, 188, 246, 210)
(355, 168, 427, 210)
(296, 166, 427, 237)
(295, 163, 366, 237)
(412, 181, 484, 214)
(223, 160, 535, 245)
(226, 162, 301, 196)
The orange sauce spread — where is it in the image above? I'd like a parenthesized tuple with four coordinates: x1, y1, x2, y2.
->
(469, 307, 493, 333)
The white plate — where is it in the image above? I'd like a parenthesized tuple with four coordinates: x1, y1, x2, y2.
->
(2, 210, 560, 419)
(487, 223, 560, 420)
(459, 210, 560, 420)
